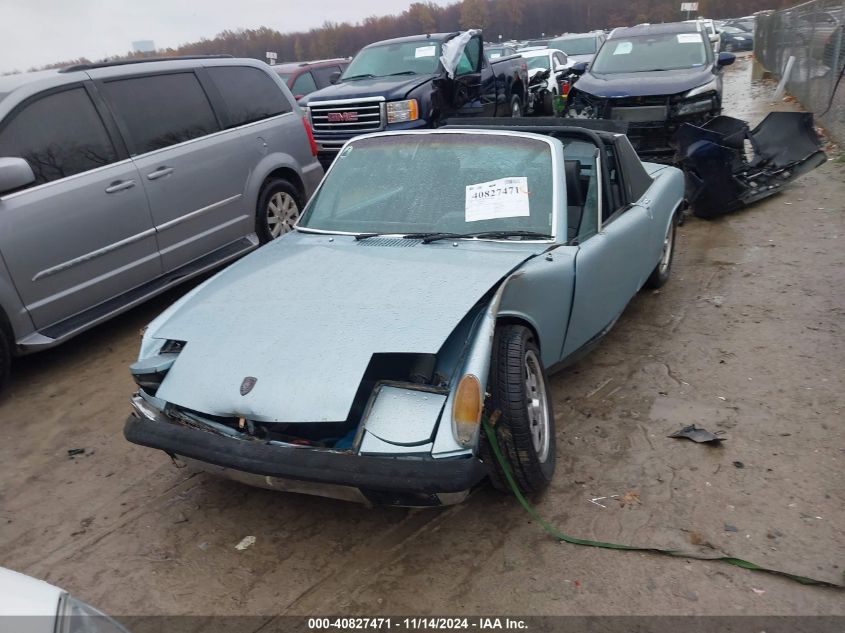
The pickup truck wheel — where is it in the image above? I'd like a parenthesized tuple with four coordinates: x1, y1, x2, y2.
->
(0, 326, 11, 394)
(644, 213, 677, 289)
(510, 95, 523, 118)
(256, 178, 302, 244)
(479, 324, 555, 495)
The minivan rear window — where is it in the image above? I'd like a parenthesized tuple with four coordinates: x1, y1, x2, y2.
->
(102, 72, 219, 154)
(207, 66, 292, 127)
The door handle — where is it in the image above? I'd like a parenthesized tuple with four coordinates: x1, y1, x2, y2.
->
(105, 179, 136, 194)
(147, 167, 174, 181)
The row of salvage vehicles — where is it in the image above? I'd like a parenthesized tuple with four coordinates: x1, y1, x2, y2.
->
(1, 27, 825, 508)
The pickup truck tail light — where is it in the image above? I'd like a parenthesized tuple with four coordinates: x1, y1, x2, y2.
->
(561, 80, 571, 97)
(302, 117, 319, 157)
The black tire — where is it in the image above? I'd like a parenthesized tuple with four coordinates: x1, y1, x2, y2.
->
(510, 95, 523, 118)
(644, 212, 678, 289)
(479, 324, 555, 495)
(255, 178, 303, 244)
(0, 326, 11, 395)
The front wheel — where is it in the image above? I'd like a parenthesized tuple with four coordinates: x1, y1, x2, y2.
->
(479, 324, 555, 495)
(644, 213, 677, 289)
(256, 178, 303, 244)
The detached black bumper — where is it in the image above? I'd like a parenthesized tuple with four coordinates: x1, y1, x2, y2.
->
(124, 413, 487, 505)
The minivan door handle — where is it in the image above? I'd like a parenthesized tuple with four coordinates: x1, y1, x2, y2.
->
(146, 167, 174, 181)
(105, 179, 136, 194)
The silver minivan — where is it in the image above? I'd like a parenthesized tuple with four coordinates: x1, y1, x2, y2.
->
(0, 56, 323, 389)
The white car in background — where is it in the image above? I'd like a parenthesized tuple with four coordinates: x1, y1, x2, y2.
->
(0, 567, 129, 633)
(519, 48, 573, 114)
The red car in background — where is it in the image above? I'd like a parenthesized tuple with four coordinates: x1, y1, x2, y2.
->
(273, 58, 351, 100)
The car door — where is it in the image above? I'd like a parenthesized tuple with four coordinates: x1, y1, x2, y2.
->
(290, 71, 318, 99)
(561, 153, 654, 358)
(0, 84, 160, 331)
(96, 70, 252, 273)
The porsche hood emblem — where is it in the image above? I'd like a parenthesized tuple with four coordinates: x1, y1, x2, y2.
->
(240, 376, 258, 396)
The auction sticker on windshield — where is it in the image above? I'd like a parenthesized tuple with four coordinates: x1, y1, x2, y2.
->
(677, 33, 702, 43)
(415, 45, 437, 58)
(613, 42, 633, 55)
(465, 177, 530, 222)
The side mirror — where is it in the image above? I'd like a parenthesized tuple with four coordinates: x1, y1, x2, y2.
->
(570, 62, 588, 76)
(329, 71, 341, 84)
(717, 52, 736, 67)
(0, 157, 35, 195)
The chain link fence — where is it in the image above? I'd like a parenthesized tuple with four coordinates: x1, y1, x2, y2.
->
(756, 0, 845, 143)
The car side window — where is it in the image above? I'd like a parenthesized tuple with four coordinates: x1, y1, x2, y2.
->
(291, 71, 318, 97)
(311, 66, 340, 88)
(567, 155, 600, 243)
(457, 38, 482, 76)
(101, 72, 219, 155)
(0, 87, 118, 188)
(206, 66, 292, 127)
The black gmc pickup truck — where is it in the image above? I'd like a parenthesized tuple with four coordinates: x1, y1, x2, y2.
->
(302, 31, 529, 168)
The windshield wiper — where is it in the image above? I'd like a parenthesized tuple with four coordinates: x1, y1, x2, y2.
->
(386, 71, 418, 76)
(418, 230, 553, 244)
(342, 73, 376, 81)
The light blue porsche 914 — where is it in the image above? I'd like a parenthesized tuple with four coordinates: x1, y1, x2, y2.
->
(125, 122, 685, 506)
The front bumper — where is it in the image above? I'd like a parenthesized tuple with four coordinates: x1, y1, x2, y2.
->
(124, 408, 487, 507)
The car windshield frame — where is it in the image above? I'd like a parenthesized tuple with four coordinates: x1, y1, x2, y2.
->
(551, 36, 599, 55)
(341, 40, 443, 80)
(591, 31, 711, 74)
(296, 130, 561, 243)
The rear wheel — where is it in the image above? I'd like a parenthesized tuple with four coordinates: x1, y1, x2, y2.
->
(256, 178, 302, 244)
(479, 324, 555, 495)
(510, 95, 523, 118)
(644, 213, 677, 289)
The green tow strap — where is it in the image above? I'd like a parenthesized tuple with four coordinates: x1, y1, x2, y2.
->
(482, 417, 844, 588)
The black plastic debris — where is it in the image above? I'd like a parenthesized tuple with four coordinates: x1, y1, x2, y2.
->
(67, 448, 85, 457)
(676, 112, 827, 219)
(733, 460, 745, 469)
(668, 425, 725, 444)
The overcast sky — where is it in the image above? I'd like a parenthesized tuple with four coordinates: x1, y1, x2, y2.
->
(0, 0, 452, 73)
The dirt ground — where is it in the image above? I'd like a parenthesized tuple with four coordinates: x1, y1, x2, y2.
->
(1, 54, 843, 620)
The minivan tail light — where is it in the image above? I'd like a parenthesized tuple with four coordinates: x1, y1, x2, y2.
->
(302, 117, 318, 157)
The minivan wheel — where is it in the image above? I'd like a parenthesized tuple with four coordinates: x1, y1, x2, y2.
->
(256, 178, 303, 243)
(479, 324, 555, 495)
(0, 327, 11, 394)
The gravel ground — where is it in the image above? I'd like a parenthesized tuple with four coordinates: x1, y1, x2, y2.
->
(0, 53, 843, 622)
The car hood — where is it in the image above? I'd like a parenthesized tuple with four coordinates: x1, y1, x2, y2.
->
(152, 233, 543, 422)
(304, 74, 436, 104)
(575, 66, 715, 98)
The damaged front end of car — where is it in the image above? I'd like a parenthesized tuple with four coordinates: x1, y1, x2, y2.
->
(676, 111, 828, 218)
(125, 283, 511, 507)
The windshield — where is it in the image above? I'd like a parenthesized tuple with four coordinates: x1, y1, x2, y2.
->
(721, 26, 746, 34)
(526, 55, 550, 71)
(275, 72, 292, 81)
(342, 40, 441, 79)
(487, 47, 510, 59)
(551, 37, 597, 55)
(299, 134, 555, 237)
(591, 32, 709, 73)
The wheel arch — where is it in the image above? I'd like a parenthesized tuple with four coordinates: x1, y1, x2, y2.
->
(495, 314, 541, 352)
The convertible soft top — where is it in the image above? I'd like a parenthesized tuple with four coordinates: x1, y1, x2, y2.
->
(443, 117, 654, 203)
